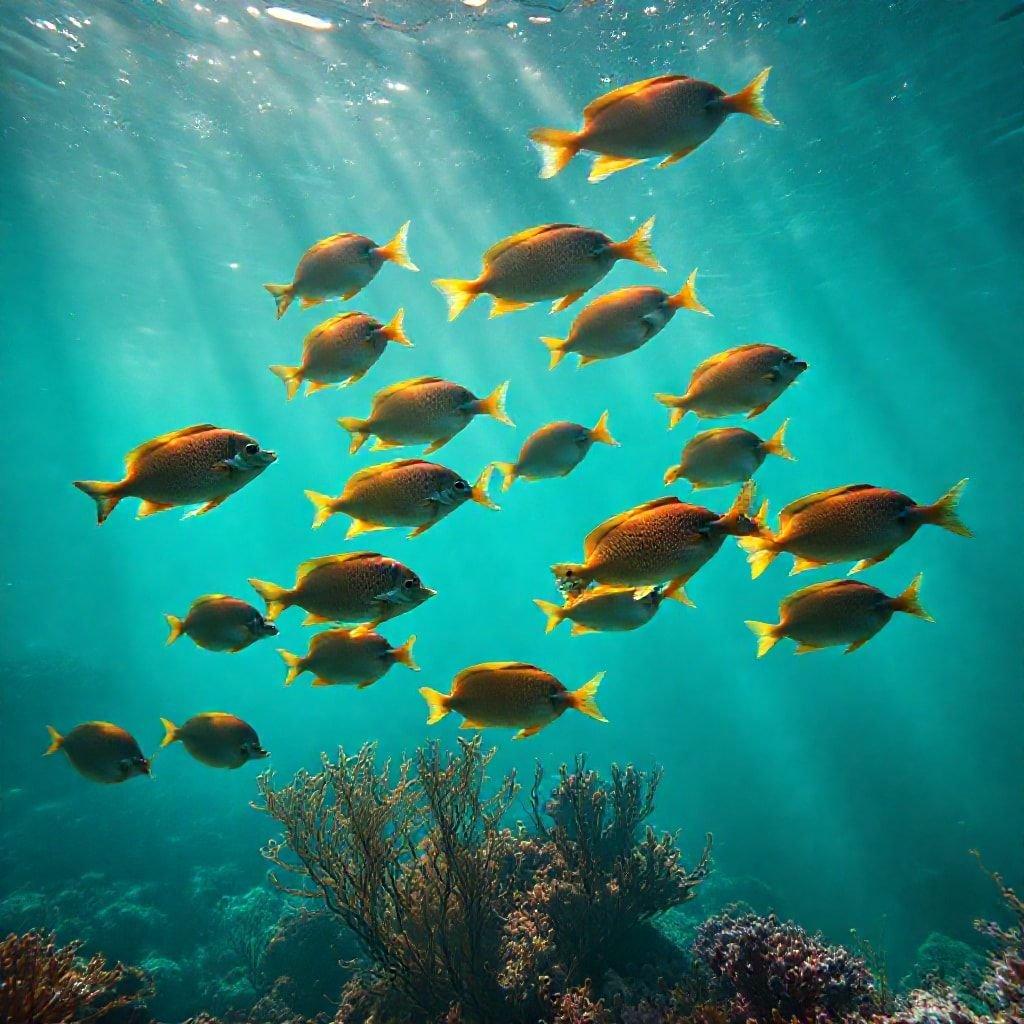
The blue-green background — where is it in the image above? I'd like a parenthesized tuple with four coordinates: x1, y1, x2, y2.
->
(2, 0, 1021, 999)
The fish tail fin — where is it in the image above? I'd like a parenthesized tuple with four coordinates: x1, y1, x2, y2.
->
(667, 268, 711, 316)
(164, 614, 184, 645)
(923, 478, 972, 537)
(263, 282, 294, 319)
(381, 307, 412, 347)
(663, 464, 684, 486)
(729, 479, 756, 518)
(569, 672, 607, 722)
(73, 480, 123, 524)
(393, 635, 419, 671)
(745, 620, 781, 658)
(490, 462, 518, 492)
(305, 490, 337, 529)
(589, 410, 619, 446)
(269, 364, 303, 401)
(44, 725, 63, 756)
(654, 394, 688, 429)
(892, 572, 934, 622)
(528, 126, 581, 179)
(277, 648, 304, 686)
(247, 578, 291, 620)
(419, 687, 451, 725)
(470, 465, 500, 510)
(475, 380, 514, 426)
(337, 417, 370, 454)
(762, 418, 794, 461)
(722, 67, 779, 125)
(376, 221, 418, 271)
(533, 598, 566, 634)
(738, 536, 779, 579)
(432, 277, 480, 321)
(159, 718, 179, 748)
(539, 336, 568, 370)
(610, 216, 663, 271)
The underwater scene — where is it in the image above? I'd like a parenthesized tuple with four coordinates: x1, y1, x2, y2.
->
(2, 0, 1022, 1021)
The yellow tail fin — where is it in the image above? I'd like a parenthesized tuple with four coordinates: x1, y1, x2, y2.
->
(533, 598, 566, 634)
(337, 417, 370, 454)
(248, 578, 291, 620)
(667, 269, 712, 316)
(737, 537, 779, 579)
(305, 490, 337, 529)
(432, 278, 480, 321)
(164, 614, 184, 646)
(269, 364, 303, 401)
(663, 464, 684, 486)
(762, 419, 794, 461)
(654, 393, 688, 429)
(610, 216, 662, 271)
(392, 635, 419, 671)
(263, 282, 294, 319)
(490, 461, 518, 492)
(73, 480, 122, 525)
(475, 381, 514, 426)
(376, 221, 418, 271)
(471, 465, 499, 510)
(723, 67, 779, 125)
(160, 718, 179, 748)
(924, 479, 972, 538)
(419, 687, 451, 725)
(380, 308, 412, 347)
(44, 725, 63, 756)
(589, 410, 619, 447)
(892, 573, 934, 622)
(729, 480, 756, 519)
(277, 648, 305, 686)
(528, 127, 580, 178)
(745, 620, 781, 658)
(570, 672, 608, 722)
(540, 336, 568, 370)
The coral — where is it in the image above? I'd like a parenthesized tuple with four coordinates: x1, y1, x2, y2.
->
(216, 886, 283, 993)
(877, 987, 987, 1024)
(973, 855, 1024, 1022)
(900, 933, 987, 1003)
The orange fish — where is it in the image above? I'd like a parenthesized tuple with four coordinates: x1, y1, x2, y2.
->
(530, 69, 777, 182)
(739, 481, 971, 578)
(44, 723, 150, 784)
(159, 713, 268, 769)
(263, 223, 417, 318)
(745, 574, 932, 657)
(278, 627, 417, 689)
(534, 585, 677, 636)
(664, 421, 793, 489)
(165, 595, 278, 653)
(432, 219, 663, 321)
(419, 662, 606, 740)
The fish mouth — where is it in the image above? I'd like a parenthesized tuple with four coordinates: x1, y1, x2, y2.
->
(420, 587, 438, 600)
(260, 621, 280, 637)
(792, 360, 809, 373)
(258, 450, 278, 465)
(252, 747, 270, 760)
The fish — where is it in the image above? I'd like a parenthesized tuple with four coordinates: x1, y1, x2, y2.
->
(305, 459, 498, 538)
(739, 480, 971, 578)
(249, 552, 435, 628)
(419, 662, 607, 740)
(73, 424, 277, 524)
(541, 270, 711, 369)
(277, 627, 418, 689)
(491, 412, 618, 491)
(432, 219, 663, 321)
(534, 585, 681, 636)
(745, 573, 933, 657)
(263, 223, 417, 318)
(269, 309, 411, 399)
(664, 420, 794, 489)
(159, 713, 268, 769)
(529, 68, 778, 182)
(551, 481, 765, 604)
(655, 344, 807, 428)
(44, 722, 151, 784)
(338, 376, 513, 455)
(164, 595, 278, 653)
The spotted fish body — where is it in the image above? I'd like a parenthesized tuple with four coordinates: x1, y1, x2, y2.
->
(166, 595, 277, 653)
(45, 722, 150, 784)
(279, 628, 417, 688)
(161, 713, 267, 770)
(535, 586, 665, 636)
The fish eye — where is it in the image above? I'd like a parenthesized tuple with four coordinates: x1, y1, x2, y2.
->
(404, 577, 418, 590)
(244, 442, 259, 455)
(454, 480, 468, 491)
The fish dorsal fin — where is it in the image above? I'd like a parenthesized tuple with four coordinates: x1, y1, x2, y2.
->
(583, 76, 691, 120)
(125, 424, 218, 470)
(781, 579, 864, 611)
(690, 344, 765, 382)
(454, 661, 542, 690)
(779, 484, 876, 525)
(296, 552, 377, 580)
(190, 594, 232, 608)
(584, 497, 680, 558)
(311, 232, 356, 251)
(346, 459, 431, 488)
(373, 376, 443, 405)
(483, 224, 575, 264)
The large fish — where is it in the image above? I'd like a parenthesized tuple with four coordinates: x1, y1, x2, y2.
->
(164, 595, 278, 653)
(159, 713, 268, 769)
(277, 627, 417, 689)
(664, 421, 793, 489)
(44, 722, 150, 784)
(534, 585, 679, 636)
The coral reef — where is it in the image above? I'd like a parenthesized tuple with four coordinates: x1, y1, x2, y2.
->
(974, 855, 1024, 1022)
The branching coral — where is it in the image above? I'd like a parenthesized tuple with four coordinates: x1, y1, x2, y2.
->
(973, 854, 1024, 1022)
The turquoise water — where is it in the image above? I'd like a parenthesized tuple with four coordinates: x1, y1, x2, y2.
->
(2, 0, 1021, 1012)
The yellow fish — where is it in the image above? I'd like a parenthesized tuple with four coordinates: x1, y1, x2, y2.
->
(530, 68, 777, 182)
(433, 219, 663, 321)
(534, 585, 681, 636)
(160, 713, 268, 769)
(164, 595, 278, 653)
(664, 421, 794, 489)
(541, 271, 710, 369)
(491, 412, 618, 491)
(269, 310, 411, 399)
(419, 662, 607, 740)
(263, 223, 417, 318)
(338, 376, 513, 455)
(739, 481, 971, 578)
(278, 627, 417, 689)
(656, 344, 807, 428)
(745, 574, 932, 657)
(44, 722, 150, 784)
(249, 552, 435, 628)
(74, 424, 277, 524)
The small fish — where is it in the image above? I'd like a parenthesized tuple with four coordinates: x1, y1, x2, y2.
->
(164, 595, 278, 653)
(338, 376, 513, 455)
(159, 713, 268, 769)
(419, 662, 607, 740)
(263, 223, 417, 318)
(552, 481, 764, 604)
(534, 585, 681, 636)
(433, 219, 663, 321)
(305, 459, 498, 538)
(491, 412, 618, 491)
(745, 573, 932, 657)
(74, 424, 277, 524)
(541, 270, 711, 369)
(739, 480, 971, 578)
(530, 68, 778, 182)
(664, 421, 794, 489)
(656, 344, 807, 428)
(44, 722, 150, 784)
(249, 552, 435, 628)
(277, 627, 418, 689)
(269, 309, 411, 399)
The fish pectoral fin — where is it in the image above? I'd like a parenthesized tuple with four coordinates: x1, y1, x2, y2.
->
(137, 500, 175, 519)
(589, 154, 645, 182)
(459, 719, 486, 730)
(300, 296, 326, 309)
(423, 435, 456, 455)
(341, 288, 360, 301)
(182, 497, 227, 519)
(844, 638, 871, 655)
(302, 613, 332, 626)
(370, 438, 404, 452)
(746, 402, 771, 418)
(513, 724, 545, 740)
(790, 556, 825, 576)
(656, 146, 697, 169)
(489, 297, 532, 318)
(343, 370, 367, 386)
(311, 677, 333, 687)
(794, 642, 822, 655)
(356, 679, 378, 689)
(305, 380, 333, 396)
(551, 290, 586, 314)
(346, 518, 388, 540)
(569, 623, 597, 637)
(408, 521, 438, 539)
(663, 577, 696, 607)
(849, 550, 895, 574)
